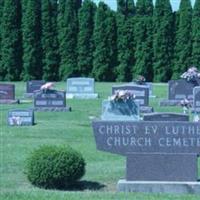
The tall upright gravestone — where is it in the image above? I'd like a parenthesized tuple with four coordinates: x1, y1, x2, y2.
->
(192, 86, 200, 113)
(92, 118, 200, 194)
(34, 89, 71, 112)
(24, 80, 45, 98)
(0, 83, 19, 104)
(66, 77, 98, 99)
(112, 84, 153, 113)
(160, 79, 198, 106)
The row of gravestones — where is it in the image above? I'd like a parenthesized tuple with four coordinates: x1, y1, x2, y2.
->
(0, 78, 99, 126)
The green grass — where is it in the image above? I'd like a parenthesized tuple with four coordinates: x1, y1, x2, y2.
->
(0, 82, 199, 200)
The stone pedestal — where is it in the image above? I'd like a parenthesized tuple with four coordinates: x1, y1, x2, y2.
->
(140, 106, 153, 113)
(159, 99, 193, 107)
(34, 106, 71, 112)
(0, 99, 20, 104)
(66, 93, 98, 99)
(117, 180, 200, 194)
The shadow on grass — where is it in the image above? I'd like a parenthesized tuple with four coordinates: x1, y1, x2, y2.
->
(62, 180, 106, 191)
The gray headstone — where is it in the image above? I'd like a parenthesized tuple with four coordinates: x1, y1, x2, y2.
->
(34, 89, 66, 108)
(0, 84, 15, 100)
(67, 78, 95, 93)
(143, 113, 189, 122)
(168, 79, 198, 100)
(112, 84, 149, 106)
(26, 80, 45, 93)
(101, 99, 140, 121)
(193, 86, 200, 111)
(8, 109, 34, 126)
(92, 120, 200, 182)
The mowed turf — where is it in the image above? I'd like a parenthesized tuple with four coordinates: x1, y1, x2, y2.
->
(0, 82, 199, 200)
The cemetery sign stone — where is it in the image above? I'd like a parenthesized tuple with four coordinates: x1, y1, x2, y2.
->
(92, 120, 200, 194)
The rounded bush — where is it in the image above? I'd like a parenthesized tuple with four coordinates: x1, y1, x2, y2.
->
(26, 145, 86, 189)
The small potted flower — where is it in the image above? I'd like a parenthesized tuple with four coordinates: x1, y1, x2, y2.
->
(180, 98, 192, 114)
(133, 75, 146, 85)
(109, 90, 138, 116)
(180, 66, 200, 84)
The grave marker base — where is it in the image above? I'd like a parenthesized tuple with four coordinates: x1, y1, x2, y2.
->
(0, 99, 20, 104)
(34, 107, 71, 112)
(140, 106, 153, 113)
(66, 93, 98, 99)
(117, 180, 200, 194)
(160, 99, 193, 106)
(24, 93, 35, 98)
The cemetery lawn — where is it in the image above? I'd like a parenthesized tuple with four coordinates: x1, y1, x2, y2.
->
(0, 82, 199, 200)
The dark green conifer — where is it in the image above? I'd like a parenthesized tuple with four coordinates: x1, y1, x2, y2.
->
(41, 0, 59, 81)
(0, 0, 22, 81)
(77, 0, 96, 76)
(153, 0, 174, 82)
(192, 0, 200, 67)
(21, 0, 42, 80)
(173, 0, 192, 79)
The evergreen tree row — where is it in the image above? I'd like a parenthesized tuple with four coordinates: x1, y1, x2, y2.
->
(0, 0, 199, 82)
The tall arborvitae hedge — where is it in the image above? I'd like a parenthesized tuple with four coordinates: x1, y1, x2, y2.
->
(192, 0, 200, 67)
(41, 0, 59, 81)
(153, 0, 174, 82)
(0, 0, 4, 80)
(133, 0, 153, 81)
(58, 0, 81, 80)
(92, 2, 117, 81)
(22, 0, 42, 80)
(0, 0, 22, 81)
(173, 0, 192, 79)
(116, 0, 135, 82)
(77, 0, 96, 77)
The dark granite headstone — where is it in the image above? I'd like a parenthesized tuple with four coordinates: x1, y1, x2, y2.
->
(193, 86, 200, 113)
(143, 113, 189, 121)
(26, 80, 45, 93)
(8, 109, 34, 126)
(34, 89, 71, 111)
(92, 120, 200, 183)
(0, 84, 15, 100)
(112, 84, 149, 106)
(0, 83, 19, 104)
(168, 79, 197, 100)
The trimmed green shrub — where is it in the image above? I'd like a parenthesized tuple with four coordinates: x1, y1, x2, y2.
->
(25, 145, 86, 189)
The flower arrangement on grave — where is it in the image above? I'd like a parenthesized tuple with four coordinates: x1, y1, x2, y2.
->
(180, 66, 200, 83)
(40, 82, 54, 93)
(180, 98, 192, 114)
(10, 116, 22, 125)
(133, 75, 146, 85)
(108, 90, 138, 116)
